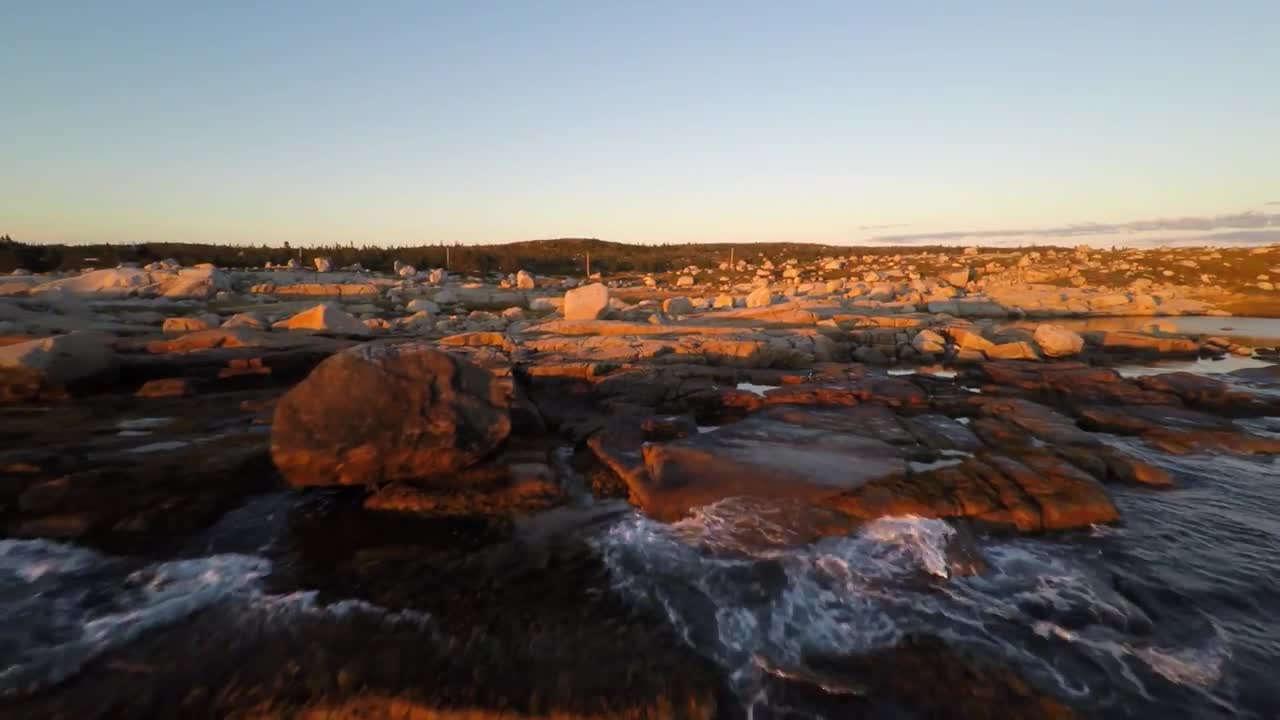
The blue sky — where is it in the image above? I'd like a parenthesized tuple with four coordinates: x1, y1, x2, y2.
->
(3, 1, 1277, 246)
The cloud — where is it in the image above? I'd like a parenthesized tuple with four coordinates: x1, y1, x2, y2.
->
(1266, 201, 1280, 206)
(866, 212, 1280, 246)
(858, 223, 911, 231)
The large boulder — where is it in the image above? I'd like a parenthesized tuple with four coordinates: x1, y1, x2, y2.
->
(274, 303, 370, 335)
(156, 267, 231, 299)
(912, 329, 947, 354)
(0, 332, 117, 400)
(945, 326, 995, 352)
(271, 343, 512, 487)
(746, 286, 774, 308)
(314, 257, 333, 273)
(1033, 324, 1085, 357)
(31, 268, 152, 298)
(564, 283, 609, 321)
(662, 296, 694, 315)
(941, 268, 971, 287)
(515, 270, 537, 289)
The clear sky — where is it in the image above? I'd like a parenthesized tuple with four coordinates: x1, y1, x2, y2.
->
(4, 1, 1278, 247)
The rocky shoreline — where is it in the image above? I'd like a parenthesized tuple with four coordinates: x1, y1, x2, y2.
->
(3, 245, 1280, 718)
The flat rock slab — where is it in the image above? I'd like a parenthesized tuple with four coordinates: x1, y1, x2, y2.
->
(637, 408, 908, 521)
(830, 451, 1120, 533)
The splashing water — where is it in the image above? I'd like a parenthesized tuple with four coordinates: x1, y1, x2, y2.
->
(0, 539, 430, 698)
(593, 495, 1239, 716)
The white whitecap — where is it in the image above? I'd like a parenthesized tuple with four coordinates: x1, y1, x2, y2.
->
(735, 382, 779, 396)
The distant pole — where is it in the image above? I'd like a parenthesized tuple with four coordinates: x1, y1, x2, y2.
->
(730, 247, 734, 267)
(586, 250, 591, 278)
(445, 246, 450, 269)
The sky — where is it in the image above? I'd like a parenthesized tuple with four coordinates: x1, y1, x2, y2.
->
(3, 1, 1278, 247)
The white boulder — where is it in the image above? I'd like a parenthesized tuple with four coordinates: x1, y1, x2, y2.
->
(1033, 324, 1085, 357)
(564, 283, 609, 320)
(745, 286, 774, 308)
(31, 268, 152, 298)
(275, 303, 370, 335)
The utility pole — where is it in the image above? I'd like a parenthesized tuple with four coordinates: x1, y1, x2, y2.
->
(730, 247, 734, 267)
(586, 250, 591, 278)
(445, 246, 450, 270)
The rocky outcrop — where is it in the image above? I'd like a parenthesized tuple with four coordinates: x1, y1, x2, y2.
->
(29, 268, 154, 297)
(28, 267, 231, 300)
(633, 407, 908, 521)
(831, 450, 1119, 532)
(271, 342, 512, 487)
(587, 397, 1125, 532)
(0, 332, 117, 402)
(249, 282, 381, 297)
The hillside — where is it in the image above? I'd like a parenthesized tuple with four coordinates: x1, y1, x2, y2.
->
(0, 235, 957, 275)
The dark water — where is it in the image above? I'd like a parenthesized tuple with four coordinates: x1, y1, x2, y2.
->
(4, 412, 1280, 717)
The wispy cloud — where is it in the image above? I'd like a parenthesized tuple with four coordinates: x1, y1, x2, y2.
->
(1266, 201, 1280, 207)
(858, 223, 911, 231)
(867, 212, 1280, 246)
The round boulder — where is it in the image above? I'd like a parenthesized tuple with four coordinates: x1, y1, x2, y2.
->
(1033, 324, 1085, 358)
(271, 342, 511, 487)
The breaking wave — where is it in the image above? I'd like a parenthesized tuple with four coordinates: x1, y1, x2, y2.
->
(0, 539, 429, 697)
(593, 498, 1231, 714)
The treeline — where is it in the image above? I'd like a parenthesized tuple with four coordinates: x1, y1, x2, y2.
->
(0, 236, 928, 275)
